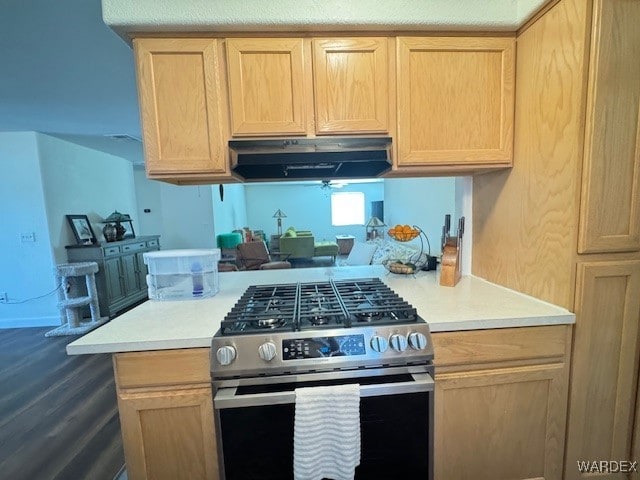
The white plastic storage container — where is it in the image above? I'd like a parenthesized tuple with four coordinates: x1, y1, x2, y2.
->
(143, 249, 221, 300)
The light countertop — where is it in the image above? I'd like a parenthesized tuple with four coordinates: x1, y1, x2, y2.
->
(66, 265, 575, 355)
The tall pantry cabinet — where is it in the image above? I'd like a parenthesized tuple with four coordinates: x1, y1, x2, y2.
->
(473, 1, 640, 479)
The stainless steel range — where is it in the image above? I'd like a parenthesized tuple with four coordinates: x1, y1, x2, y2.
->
(210, 278, 434, 480)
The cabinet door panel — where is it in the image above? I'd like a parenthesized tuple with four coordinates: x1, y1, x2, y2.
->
(397, 37, 514, 166)
(578, 0, 640, 253)
(313, 37, 389, 134)
(565, 260, 640, 480)
(122, 253, 140, 297)
(227, 38, 306, 136)
(118, 388, 218, 480)
(104, 257, 125, 305)
(135, 39, 228, 176)
(436, 363, 567, 480)
(136, 252, 148, 293)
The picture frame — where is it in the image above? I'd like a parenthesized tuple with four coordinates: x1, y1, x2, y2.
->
(66, 214, 97, 245)
(120, 219, 136, 239)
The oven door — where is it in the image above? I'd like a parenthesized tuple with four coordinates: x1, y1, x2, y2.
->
(213, 366, 434, 480)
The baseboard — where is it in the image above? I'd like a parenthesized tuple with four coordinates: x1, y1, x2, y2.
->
(0, 316, 60, 329)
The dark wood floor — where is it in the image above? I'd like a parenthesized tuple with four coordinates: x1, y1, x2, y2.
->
(0, 327, 124, 480)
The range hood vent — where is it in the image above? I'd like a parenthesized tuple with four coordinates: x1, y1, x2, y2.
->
(230, 137, 392, 181)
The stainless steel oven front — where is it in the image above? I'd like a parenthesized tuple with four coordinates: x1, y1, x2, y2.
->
(212, 364, 434, 480)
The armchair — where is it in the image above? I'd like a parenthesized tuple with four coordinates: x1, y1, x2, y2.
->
(236, 241, 291, 270)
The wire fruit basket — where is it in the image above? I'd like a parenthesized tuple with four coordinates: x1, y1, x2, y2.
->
(388, 225, 420, 242)
(384, 225, 435, 274)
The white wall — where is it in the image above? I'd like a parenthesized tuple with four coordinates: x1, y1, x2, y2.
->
(0, 132, 145, 328)
(133, 169, 216, 250)
(0, 132, 58, 327)
(38, 133, 139, 263)
(133, 167, 163, 236)
(384, 178, 457, 256)
(244, 181, 384, 242)
(213, 183, 248, 239)
(455, 177, 473, 274)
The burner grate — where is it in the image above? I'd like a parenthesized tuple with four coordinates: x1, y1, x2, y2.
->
(220, 278, 418, 336)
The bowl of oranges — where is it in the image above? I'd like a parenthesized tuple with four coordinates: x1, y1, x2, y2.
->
(388, 224, 420, 242)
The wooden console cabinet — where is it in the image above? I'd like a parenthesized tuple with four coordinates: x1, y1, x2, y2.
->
(66, 236, 160, 318)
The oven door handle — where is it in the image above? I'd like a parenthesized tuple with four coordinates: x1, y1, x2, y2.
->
(214, 373, 434, 409)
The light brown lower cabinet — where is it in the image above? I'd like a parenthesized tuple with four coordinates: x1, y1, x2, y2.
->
(433, 325, 572, 480)
(564, 260, 640, 480)
(114, 349, 218, 480)
(113, 328, 571, 480)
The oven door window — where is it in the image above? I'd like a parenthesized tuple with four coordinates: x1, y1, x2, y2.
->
(216, 374, 432, 480)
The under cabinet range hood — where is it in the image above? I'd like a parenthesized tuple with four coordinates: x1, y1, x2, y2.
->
(229, 137, 392, 181)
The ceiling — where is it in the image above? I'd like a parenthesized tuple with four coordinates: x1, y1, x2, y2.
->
(1, 0, 547, 165)
(103, 0, 548, 40)
(0, 0, 143, 161)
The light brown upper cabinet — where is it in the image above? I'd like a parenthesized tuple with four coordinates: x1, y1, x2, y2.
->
(396, 37, 515, 166)
(134, 38, 231, 181)
(578, 0, 640, 254)
(226, 37, 391, 137)
(312, 37, 390, 134)
(226, 38, 307, 136)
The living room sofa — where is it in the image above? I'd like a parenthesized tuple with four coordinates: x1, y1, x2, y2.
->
(279, 228, 339, 261)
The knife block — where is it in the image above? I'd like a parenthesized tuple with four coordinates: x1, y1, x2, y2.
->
(440, 238, 462, 287)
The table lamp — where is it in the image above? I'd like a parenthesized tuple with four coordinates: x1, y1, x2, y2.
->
(273, 209, 287, 236)
(366, 216, 386, 240)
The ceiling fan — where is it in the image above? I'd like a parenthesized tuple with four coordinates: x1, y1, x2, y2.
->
(313, 180, 347, 190)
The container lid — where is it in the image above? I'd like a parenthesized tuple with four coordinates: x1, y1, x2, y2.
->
(143, 249, 221, 259)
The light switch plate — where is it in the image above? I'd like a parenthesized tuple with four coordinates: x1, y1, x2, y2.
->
(20, 232, 36, 243)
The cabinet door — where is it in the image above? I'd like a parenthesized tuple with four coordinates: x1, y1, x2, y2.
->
(118, 387, 218, 480)
(104, 257, 126, 305)
(134, 38, 229, 176)
(564, 260, 640, 480)
(226, 38, 307, 136)
(136, 251, 148, 293)
(578, 0, 640, 253)
(121, 253, 141, 297)
(435, 363, 568, 480)
(397, 37, 514, 166)
(313, 37, 389, 134)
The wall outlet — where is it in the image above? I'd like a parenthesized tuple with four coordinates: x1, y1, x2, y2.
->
(20, 232, 36, 243)
(0, 292, 7, 303)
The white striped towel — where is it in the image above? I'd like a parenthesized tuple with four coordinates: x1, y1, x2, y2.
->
(293, 383, 361, 480)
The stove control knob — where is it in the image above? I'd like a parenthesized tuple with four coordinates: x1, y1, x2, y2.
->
(216, 346, 237, 366)
(370, 335, 389, 353)
(390, 334, 408, 352)
(408, 332, 428, 351)
(258, 342, 277, 362)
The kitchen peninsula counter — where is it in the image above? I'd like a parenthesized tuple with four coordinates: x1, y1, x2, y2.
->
(67, 265, 574, 355)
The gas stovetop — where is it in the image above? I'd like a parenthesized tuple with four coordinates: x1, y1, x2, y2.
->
(211, 278, 433, 379)
(219, 278, 419, 336)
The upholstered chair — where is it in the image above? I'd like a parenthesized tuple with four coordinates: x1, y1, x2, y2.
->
(236, 241, 291, 270)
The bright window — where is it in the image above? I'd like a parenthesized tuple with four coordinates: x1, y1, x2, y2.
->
(331, 192, 365, 226)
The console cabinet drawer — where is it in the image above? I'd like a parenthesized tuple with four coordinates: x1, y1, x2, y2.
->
(104, 246, 121, 256)
(122, 242, 147, 252)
